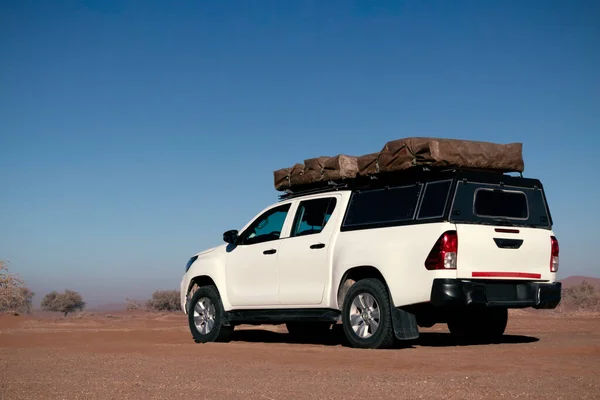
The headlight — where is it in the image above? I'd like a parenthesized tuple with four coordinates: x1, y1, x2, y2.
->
(185, 256, 198, 272)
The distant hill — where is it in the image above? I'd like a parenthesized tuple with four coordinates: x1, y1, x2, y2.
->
(558, 276, 600, 313)
(560, 276, 600, 288)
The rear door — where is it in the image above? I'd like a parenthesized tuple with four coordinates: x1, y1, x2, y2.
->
(449, 180, 554, 281)
(277, 195, 341, 306)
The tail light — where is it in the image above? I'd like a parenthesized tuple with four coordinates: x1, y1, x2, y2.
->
(550, 236, 559, 273)
(425, 231, 458, 270)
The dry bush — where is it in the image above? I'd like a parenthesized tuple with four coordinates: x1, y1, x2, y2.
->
(561, 281, 600, 312)
(145, 290, 180, 312)
(0, 260, 35, 315)
(41, 289, 86, 316)
(126, 297, 146, 310)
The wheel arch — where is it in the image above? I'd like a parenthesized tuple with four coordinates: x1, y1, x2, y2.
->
(336, 265, 392, 309)
(335, 265, 420, 342)
(187, 275, 219, 293)
(185, 274, 227, 312)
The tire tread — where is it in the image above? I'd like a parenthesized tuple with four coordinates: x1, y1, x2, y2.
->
(341, 278, 395, 349)
(188, 285, 233, 343)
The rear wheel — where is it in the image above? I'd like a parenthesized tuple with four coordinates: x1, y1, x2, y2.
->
(342, 278, 395, 349)
(188, 285, 233, 343)
(447, 307, 508, 343)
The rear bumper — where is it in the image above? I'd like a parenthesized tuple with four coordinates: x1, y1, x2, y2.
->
(430, 278, 561, 309)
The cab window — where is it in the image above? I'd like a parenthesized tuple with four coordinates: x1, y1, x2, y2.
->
(291, 197, 337, 237)
(238, 204, 291, 245)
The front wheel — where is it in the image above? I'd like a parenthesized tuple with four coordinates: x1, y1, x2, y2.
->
(341, 278, 395, 349)
(188, 285, 233, 343)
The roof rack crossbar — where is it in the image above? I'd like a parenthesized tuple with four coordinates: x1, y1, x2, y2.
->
(278, 182, 348, 200)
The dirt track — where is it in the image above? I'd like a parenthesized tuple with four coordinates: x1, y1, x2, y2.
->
(0, 311, 599, 399)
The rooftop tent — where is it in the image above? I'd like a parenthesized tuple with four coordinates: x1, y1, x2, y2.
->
(376, 137, 524, 174)
(273, 155, 359, 191)
(273, 137, 524, 192)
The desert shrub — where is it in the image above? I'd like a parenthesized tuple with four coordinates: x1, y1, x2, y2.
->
(146, 290, 180, 312)
(562, 281, 600, 311)
(41, 289, 86, 316)
(17, 287, 35, 314)
(126, 297, 146, 310)
(0, 261, 35, 315)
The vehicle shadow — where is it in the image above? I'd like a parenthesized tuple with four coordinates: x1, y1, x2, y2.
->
(229, 328, 344, 347)
(414, 332, 540, 347)
(229, 326, 539, 348)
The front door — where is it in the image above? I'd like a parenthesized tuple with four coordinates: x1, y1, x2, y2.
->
(277, 196, 340, 306)
(225, 203, 291, 307)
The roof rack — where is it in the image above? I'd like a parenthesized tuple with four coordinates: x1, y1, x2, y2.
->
(277, 167, 522, 201)
(278, 182, 349, 200)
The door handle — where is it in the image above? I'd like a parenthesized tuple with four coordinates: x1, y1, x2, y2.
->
(310, 243, 326, 249)
(493, 238, 523, 249)
(263, 249, 277, 255)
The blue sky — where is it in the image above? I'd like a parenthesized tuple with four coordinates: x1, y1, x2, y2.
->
(1, 0, 599, 306)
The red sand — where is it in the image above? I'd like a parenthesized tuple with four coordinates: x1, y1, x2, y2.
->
(1, 310, 599, 399)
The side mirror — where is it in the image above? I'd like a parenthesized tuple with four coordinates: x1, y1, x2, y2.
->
(223, 229, 239, 244)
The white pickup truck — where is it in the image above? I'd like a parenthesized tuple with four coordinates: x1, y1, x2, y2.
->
(180, 169, 561, 349)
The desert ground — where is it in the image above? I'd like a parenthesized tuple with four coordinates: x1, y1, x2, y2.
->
(0, 310, 599, 399)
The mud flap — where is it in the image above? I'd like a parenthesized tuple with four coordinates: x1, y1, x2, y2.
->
(391, 306, 419, 340)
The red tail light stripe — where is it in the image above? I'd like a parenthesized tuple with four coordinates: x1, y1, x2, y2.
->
(471, 272, 541, 279)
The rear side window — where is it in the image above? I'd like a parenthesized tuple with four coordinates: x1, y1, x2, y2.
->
(417, 180, 452, 219)
(343, 184, 421, 227)
(474, 189, 528, 219)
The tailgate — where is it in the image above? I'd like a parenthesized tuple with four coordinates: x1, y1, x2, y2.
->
(449, 178, 556, 281)
(455, 225, 552, 280)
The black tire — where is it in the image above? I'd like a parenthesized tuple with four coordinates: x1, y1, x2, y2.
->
(448, 307, 508, 343)
(188, 285, 233, 343)
(341, 278, 395, 349)
(286, 321, 332, 340)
